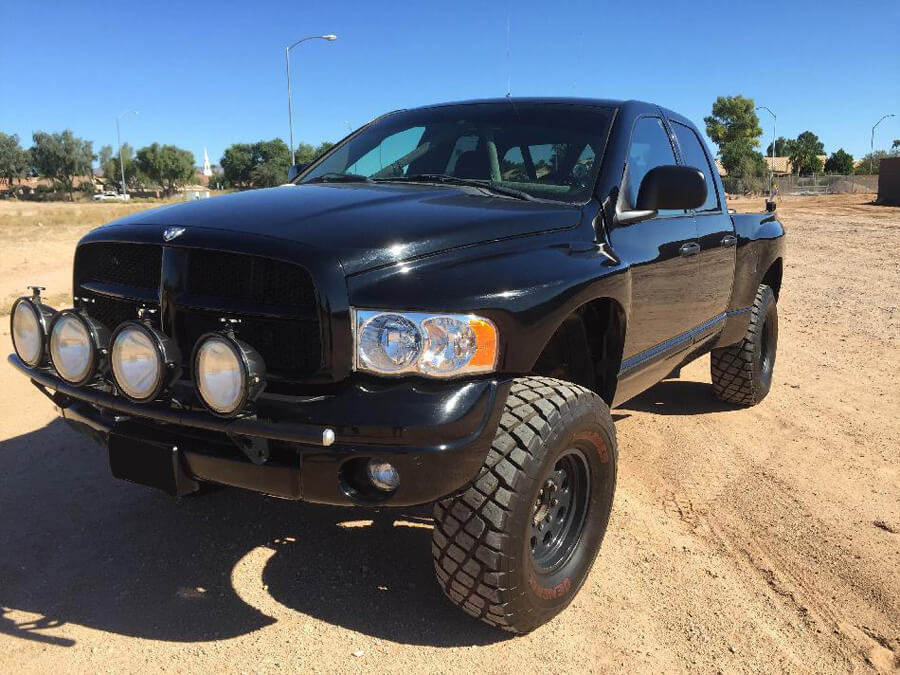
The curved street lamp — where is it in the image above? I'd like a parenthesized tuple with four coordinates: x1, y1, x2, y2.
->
(871, 113, 896, 174)
(285, 34, 337, 165)
(116, 109, 138, 198)
(756, 106, 776, 193)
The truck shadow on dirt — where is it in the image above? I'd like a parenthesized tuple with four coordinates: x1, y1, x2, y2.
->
(0, 419, 509, 648)
(623, 379, 738, 415)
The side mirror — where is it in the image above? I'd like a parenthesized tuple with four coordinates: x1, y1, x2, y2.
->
(287, 162, 310, 182)
(765, 199, 777, 213)
(636, 165, 707, 211)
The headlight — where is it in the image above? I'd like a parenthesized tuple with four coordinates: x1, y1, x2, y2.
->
(110, 322, 181, 402)
(357, 313, 422, 373)
(48, 310, 109, 385)
(354, 309, 498, 378)
(192, 332, 266, 417)
(11, 296, 56, 367)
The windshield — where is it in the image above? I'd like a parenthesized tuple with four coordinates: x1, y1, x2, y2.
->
(299, 102, 615, 204)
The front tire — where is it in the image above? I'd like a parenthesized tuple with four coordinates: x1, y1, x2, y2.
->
(710, 284, 778, 406)
(431, 376, 617, 633)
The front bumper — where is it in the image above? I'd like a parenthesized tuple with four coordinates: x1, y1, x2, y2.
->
(9, 354, 510, 506)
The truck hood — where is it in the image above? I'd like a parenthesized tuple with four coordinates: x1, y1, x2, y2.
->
(100, 183, 581, 275)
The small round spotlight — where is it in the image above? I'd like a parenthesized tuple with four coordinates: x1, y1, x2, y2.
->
(192, 332, 266, 417)
(111, 322, 181, 402)
(11, 297, 56, 367)
(49, 310, 109, 385)
(366, 459, 400, 492)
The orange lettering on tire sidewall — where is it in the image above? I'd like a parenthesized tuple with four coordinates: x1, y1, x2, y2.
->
(573, 431, 609, 463)
(529, 573, 572, 600)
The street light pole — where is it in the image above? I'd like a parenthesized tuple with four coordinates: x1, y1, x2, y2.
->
(285, 34, 337, 165)
(116, 109, 138, 199)
(756, 106, 776, 194)
(870, 113, 896, 174)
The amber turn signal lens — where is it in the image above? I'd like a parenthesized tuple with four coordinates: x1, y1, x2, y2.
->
(468, 318, 498, 369)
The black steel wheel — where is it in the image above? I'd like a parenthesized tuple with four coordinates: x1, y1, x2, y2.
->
(432, 376, 617, 634)
(529, 449, 590, 572)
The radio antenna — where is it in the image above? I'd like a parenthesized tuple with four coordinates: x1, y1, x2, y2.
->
(505, 3, 511, 96)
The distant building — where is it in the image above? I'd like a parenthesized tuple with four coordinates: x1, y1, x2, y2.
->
(716, 155, 829, 177)
(876, 157, 900, 205)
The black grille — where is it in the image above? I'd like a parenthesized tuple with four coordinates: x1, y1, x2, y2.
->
(88, 295, 146, 332)
(180, 311, 321, 376)
(74, 243, 161, 290)
(74, 242, 322, 382)
(187, 249, 316, 311)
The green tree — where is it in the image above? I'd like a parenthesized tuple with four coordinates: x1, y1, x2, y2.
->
(220, 142, 256, 188)
(824, 148, 854, 175)
(704, 96, 762, 151)
(30, 130, 95, 199)
(765, 137, 795, 157)
(0, 132, 29, 192)
(98, 144, 114, 169)
(250, 138, 291, 187)
(295, 141, 335, 164)
(99, 143, 137, 191)
(704, 96, 766, 191)
(208, 167, 226, 189)
(788, 131, 825, 175)
(135, 143, 195, 197)
(221, 138, 307, 188)
(855, 151, 889, 175)
(721, 146, 768, 194)
(893, 139, 900, 150)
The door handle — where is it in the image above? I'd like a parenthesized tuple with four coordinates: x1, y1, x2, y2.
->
(720, 234, 737, 248)
(679, 242, 700, 257)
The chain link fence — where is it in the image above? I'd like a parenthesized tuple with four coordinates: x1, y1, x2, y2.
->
(771, 174, 878, 195)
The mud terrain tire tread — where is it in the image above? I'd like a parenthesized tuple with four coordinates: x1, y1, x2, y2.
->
(710, 284, 777, 406)
(431, 376, 615, 633)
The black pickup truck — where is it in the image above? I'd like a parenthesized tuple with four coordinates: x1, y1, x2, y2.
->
(9, 98, 784, 633)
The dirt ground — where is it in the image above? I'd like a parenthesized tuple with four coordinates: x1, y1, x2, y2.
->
(0, 194, 897, 674)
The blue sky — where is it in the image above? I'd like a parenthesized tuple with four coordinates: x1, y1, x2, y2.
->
(2, 0, 898, 166)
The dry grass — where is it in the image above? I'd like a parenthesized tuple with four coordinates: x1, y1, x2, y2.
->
(0, 200, 167, 316)
(0, 201, 161, 242)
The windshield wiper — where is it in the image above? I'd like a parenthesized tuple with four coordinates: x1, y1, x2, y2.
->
(378, 174, 538, 201)
(304, 172, 373, 184)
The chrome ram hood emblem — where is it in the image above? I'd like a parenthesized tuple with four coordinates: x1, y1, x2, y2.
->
(163, 226, 186, 242)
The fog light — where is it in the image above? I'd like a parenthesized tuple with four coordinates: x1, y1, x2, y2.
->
(366, 459, 400, 492)
(110, 321, 181, 402)
(10, 287, 57, 368)
(192, 331, 266, 417)
(49, 309, 109, 385)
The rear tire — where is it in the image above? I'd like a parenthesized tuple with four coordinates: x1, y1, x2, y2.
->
(710, 284, 778, 406)
(431, 376, 617, 633)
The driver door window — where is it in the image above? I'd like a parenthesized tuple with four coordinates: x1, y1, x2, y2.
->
(625, 117, 681, 216)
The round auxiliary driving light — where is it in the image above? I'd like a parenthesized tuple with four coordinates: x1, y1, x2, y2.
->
(111, 322, 181, 402)
(11, 297, 56, 367)
(192, 332, 266, 417)
(49, 310, 109, 385)
(366, 459, 400, 492)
